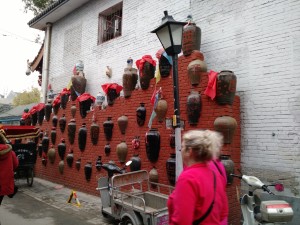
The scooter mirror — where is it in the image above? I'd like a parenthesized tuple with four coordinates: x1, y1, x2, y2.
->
(275, 183, 284, 192)
(125, 160, 132, 167)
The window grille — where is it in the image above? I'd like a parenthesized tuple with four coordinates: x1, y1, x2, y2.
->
(98, 3, 122, 44)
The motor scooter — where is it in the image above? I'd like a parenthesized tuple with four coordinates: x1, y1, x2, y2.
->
(231, 173, 294, 225)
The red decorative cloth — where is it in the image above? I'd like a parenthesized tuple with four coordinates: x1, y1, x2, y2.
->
(101, 83, 123, 95)
(76, 93, 96, 103)
(155, 48, 165, 60)
(135, 55, 156, 77)
(60, 88, 71, 95)
(204, 70, 218, 100)
(28, 106, 37, 115)
(21, 112, 31, 120)
(52, 95, 61, 106)
(34, 103, 45, 111)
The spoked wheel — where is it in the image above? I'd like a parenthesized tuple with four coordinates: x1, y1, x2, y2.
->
(26, 168, 34, 187)
(123, 217, 134, 225)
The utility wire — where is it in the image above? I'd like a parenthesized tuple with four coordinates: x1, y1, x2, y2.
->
(0, 29, 43, 44)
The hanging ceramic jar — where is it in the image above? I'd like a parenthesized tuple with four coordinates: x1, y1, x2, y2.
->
(106, 88, 119, 106)
(45, 100, 52, 122)
(79, 98, 93, 119)
(166, 153, 176, 186)
(78, 123, 87, 151)
(75, 158, 81, 170)
(130, 154, 141, 172)
(214, 116, 237, 144)
(149, 167, 159, 184)
(47, 146, 56, 164)
(59, 114, 66, 133)
(53, 102, 60, 115)
(182, 15, 202, 56)
(58, 139, 66, 160)
(136, 103, 146, 126)
(70, 103, 77, 118)
(67, 119, 76, 145)
(104, 143, 111, 156)
(66, 150, 74, 167)
(60, 93, 69, 109)
(123, 68, 138, 98)
(70, 76, 87, 101)
(103, 117, 114, 141)
(90, 120, 100, 145)
(187, 90, 201, 125)
(52, 115, 58, 128)
(95, 156, 102, 170)
(42, 132, 49, 153)
(145, 129, 160, 162)
(116, 141, 128, 163)
(42, 156, 47, 166)
(155, 99, 167, 122)
(31, 110, 38, 126)
(187, 59, 207, 86)
(220, 155, 235, 185)
(117, 115, 128, 135)
(216, 70, 237, 105)
(95, 92, 105, 109)
(139, 61, 155, 90)
(84, 162, 92, 181)
(169, 131, 175, 148)
(37, 105, 45, 126)
(50, 127, 57, 145)
(58, 160, 64, 174)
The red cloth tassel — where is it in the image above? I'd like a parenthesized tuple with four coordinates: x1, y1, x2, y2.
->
(204, 70, 218, 100)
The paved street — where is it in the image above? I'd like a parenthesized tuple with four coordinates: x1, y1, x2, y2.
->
(0, 178, 117, 225)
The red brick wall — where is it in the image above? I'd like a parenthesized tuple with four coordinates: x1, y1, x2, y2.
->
(35, 50, 241, 224)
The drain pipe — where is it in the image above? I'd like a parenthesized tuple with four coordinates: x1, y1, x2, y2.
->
(41, 22, 52, 103)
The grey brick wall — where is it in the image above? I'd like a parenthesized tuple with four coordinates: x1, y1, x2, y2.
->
(48, 0, 300, 199)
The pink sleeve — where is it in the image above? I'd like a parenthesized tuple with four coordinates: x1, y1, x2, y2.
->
(169, 177, 197, 225)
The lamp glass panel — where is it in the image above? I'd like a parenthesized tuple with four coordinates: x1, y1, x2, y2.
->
(170, 24, 183, 46)
(156, 25, 171, 50)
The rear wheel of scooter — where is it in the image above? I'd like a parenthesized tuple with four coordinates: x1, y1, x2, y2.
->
(123, 217, 134, 225)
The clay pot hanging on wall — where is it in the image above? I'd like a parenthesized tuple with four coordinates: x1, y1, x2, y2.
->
(67, 119, 76, 145)
(182, 16, 202, 56)
(214, 116, 237, 144)
(130, 154, 141, 172)
(90, 121, 100, 145)
(95, 156, 102, 170)
(117, 115, 128, 134)
(70, 76, 87, 101)
(47, 146, 56, 164)
(145, 129, 160, 162)
(116, 141, 128, 163)
(78, 97, 93, 119)
(155, 99, 167, 122)
(123, 68, 138, 98)
(78, 123, 87, 151)
(41, 132, 49, 153)
(220, 155, 235, 185)
(106, 88, 119, 106)
(58, 139, 66, 160)
(45, 101, 52, 122)
(104, 143, 111, 156)
(60, 93, 69, 109)
(37, 105, 45, 126)
(75, 159, 81, 170)
(52, 115, 58, 128)
(31, 111, 38, 126)
(58, 160, 64, 174)
(84, 162, 92, 181)
(66, 150, 74, 167)
(70, 103, 77, 118)
(187, 90, 201, 125)
(166, 153, 176, 186)
(149, 167, 159, 184)
(187, 59, 207, 86)
(50, 127, 57, 145)
(103, 117, 114, 141)
(136, 103, 146, 126)
(139, 61, 155, 90)
(59, 114, 66, 133)
(216, 70, 237, 105)
(159, 54, 172, 78)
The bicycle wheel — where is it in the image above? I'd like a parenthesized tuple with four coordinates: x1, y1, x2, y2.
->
(26, 168, 34, 187)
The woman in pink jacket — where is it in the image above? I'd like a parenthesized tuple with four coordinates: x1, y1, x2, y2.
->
(0, 131, 19, 205)
(168, 130, 228, 225)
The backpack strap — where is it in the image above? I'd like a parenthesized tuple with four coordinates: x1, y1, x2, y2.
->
(192, 171, 216, 225)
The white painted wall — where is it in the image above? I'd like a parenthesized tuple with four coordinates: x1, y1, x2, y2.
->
(48, 0, 300, 197)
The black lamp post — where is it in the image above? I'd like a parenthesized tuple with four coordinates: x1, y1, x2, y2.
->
(151, 11, 186, 180)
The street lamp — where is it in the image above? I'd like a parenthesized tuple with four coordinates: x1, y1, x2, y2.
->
(151, 11, 186, 180)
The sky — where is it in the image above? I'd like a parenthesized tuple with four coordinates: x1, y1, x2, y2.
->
(0, 2, 44, 97)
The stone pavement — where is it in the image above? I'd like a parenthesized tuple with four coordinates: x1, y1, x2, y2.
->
(15, 177, 117, 225)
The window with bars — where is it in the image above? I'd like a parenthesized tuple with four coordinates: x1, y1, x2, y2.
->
(98, 3, 123, 44)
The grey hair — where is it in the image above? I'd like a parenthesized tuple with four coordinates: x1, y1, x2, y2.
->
(182, 130, 223, 162)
